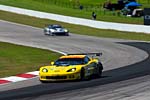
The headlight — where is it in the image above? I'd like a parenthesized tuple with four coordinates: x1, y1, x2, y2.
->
(44, 28, 49, 31)
(42, 68, 48, 73)
(50, 29, 55, 32)
(67, 68, 76, 72)
(64, 29, 68, 32)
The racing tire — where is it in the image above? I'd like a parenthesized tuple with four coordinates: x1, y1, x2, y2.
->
(96, 62, 103, 78)
(80, 68, 86, 81)
(48, 31, 54, 36)
(44, 32, 49, 35)
(96, 68, 102, 78)
(80, 68, 91, 81)
(51, 33, 56, 36)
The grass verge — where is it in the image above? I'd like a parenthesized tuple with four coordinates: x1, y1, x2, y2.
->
(0, 42, 61, 78)
(0, 10, 150, 41)
(0, 0, 146, 24)
(0, 10, 150, 77)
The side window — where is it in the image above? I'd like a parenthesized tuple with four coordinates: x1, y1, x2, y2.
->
(84, 56, 90, 64)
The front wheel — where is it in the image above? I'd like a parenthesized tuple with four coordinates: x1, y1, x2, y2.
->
(80, 68, 85, 81)
(80, 68, 91, 81)
(96, 62, 103, 78)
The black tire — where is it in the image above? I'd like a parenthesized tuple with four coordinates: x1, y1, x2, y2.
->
(51, 33, 55, 36)
(96, 62, 103, 78)
(98, 62, 103, 70)
(44, 32, 49, 35)
(97, 67, 102, 78)
(48, 31, 53, 36)
(80, 68, 85, 81)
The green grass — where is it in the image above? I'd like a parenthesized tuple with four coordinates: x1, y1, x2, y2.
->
(0, 0, 149, 78)
(0, 9, 150, 77)
(0, 10, 150, 41)
(35, 0, 150, 6)
(0, 42, 61, 78)
(0, 0, 149, 24)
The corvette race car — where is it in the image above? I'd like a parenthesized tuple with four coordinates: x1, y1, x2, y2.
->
(44, 24, 69, 36)
(39, 53, 103, 82)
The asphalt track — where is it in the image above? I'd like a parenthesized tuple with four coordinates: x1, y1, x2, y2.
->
(0, 20, 149, 100)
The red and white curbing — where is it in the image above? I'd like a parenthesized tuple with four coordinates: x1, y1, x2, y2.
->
(0, 71, 39, 85)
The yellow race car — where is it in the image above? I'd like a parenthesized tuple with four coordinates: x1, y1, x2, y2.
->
(39, 53, 103, 82)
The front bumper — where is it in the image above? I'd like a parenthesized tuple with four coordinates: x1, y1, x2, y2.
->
(39, 72, 80, 81)
(44, 30, 68, 35)
(53, 32, 69, 36)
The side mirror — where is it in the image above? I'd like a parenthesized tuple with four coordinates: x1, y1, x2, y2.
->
(51, 62, 54, 65)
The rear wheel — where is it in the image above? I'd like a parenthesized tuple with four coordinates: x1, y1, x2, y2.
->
(51, 33, 55, 36)
(96, 62, 103, 78)
(97, 67, 102, 78)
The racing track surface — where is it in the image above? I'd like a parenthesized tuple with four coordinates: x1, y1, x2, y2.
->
(0, 20, 149, 100)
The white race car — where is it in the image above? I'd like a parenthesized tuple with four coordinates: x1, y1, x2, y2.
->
(44, 24, 69, 36)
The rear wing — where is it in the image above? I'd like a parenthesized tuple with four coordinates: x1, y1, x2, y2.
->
(67, 53, 102, 58)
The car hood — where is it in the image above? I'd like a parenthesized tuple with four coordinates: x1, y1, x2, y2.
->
(40, 65, 81, 73)
(54, 28, 65, 31)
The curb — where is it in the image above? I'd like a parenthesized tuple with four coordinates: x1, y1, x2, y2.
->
(0, 71, 39, 85)
(0, 20, 67, 85)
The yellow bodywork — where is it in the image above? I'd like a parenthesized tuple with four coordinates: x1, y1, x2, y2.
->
(39, 55, 99, 81)
(39, 65, 82, 81)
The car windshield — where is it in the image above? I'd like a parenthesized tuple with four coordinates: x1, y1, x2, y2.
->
(51, 25, 62, 29)
(54, 58, 85, 66)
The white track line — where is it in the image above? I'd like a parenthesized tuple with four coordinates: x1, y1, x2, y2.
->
(0, 5, 150, 34)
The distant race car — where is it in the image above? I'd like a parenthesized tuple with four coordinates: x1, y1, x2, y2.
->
(44, 24, 69, 36)
(39, 53, 103, 82)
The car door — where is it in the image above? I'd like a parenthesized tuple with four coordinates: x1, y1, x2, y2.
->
(84, 56, 94, 76)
